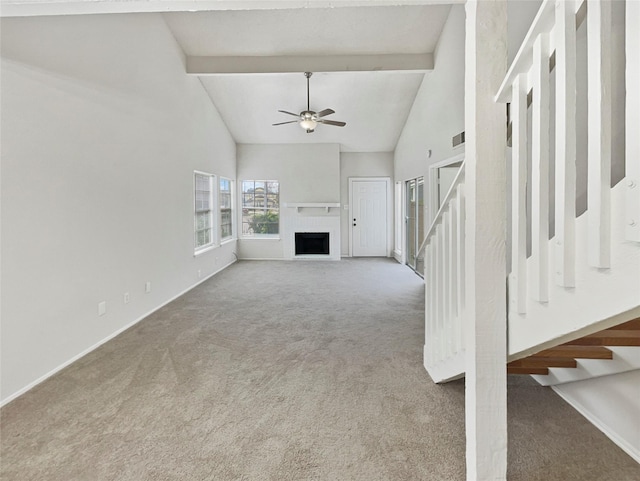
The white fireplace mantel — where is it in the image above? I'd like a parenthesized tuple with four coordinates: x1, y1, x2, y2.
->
(284, 202, 340, 213)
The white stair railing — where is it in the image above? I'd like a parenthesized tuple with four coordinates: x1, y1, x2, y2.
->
(421, 163, 466, 383)
(495, 0, 640, 359)
(423, 0, 639, 382)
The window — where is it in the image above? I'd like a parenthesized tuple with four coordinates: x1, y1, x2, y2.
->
(194, 172, 215, 251)
(241, 180, 279, 236)
(220, 177, 233, 241)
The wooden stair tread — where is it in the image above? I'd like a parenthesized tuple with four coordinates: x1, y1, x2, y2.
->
(507, 366, 549, 375)
(532, 345, 613, 359)
(508, 357, 577, 369)
(564, 330, 640, 346)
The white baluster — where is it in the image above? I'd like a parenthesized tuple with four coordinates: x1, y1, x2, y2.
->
(531, 32, 551, 301)
(554, 0, 577, 286)
(426, 245, 435, 366)
(450, 193, 459, 321)
(432, 227, 440, 363)
(437, 223, 446, 362)
(587, 0, 612, 267)
(457, 182, 465, 352)
(511, 74, 528, 311)
(443, 210, 451, 358)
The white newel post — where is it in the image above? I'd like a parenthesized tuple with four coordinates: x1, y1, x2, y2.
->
(464, 1, 507, 480)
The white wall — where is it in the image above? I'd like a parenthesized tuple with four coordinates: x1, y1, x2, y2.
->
(394, 5, 466, 186)
(0, 13, 237, 404)
(395, 1, 541, 259)
(552, 370, 640, 463)
(393, 5, 465, 259)
(236, 143, 340, 259)
(340, 152, 393, 256)
(394, 0, 543, 190)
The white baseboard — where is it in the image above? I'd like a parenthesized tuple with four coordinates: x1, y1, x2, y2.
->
(552, 385, 640, 464)
(1, 259, 236, 407)
(236, 257, 285, 261)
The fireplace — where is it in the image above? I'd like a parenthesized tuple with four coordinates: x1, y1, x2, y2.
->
(295, 232, 330, 256)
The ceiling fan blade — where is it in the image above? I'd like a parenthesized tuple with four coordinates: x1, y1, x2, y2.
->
(277, 110, 301, 117)
(316, 108, 335, 118)
(317, 119, 346, 127)
(272, 120, 299, 126)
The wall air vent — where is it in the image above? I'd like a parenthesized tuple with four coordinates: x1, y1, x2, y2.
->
(452, 131, 465, 148)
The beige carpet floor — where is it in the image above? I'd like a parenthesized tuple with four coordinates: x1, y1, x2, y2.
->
(1, 259, 639, 480)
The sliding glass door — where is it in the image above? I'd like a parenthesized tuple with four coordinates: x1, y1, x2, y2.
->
(405, 177, 424, 276)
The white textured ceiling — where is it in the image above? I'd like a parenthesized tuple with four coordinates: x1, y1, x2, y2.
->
(163, 5, 452, 152)
(163, 6, 450, 57)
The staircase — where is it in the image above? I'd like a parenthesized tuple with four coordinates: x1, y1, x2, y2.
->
(419, 0, 640, 475)
(422, 0, 640, 385)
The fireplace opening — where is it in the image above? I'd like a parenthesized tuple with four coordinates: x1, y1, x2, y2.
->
(295, 232, 330, 255)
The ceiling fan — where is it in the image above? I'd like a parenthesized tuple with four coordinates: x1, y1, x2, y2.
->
(272, 72, 346, 133)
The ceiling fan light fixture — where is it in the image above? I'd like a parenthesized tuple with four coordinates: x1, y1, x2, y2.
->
(300, 118, 317, 130)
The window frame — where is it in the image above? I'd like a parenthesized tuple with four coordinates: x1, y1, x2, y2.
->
(219, 177, 234, 242)
(240, 180, 280, 238)
(194, 171, 216, 253)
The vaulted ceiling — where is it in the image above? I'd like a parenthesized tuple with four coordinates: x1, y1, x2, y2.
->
(162, 4, 453, 152)
(2, 0, 458, 152)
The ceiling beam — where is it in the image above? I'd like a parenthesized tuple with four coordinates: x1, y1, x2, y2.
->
(1, 0, 464, 18)
(186, 54, 433, 75)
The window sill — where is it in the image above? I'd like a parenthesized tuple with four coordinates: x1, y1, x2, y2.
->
(194, 245, 217, 257)
(221, 237, 236, 246)
(240, 236, 281, 241)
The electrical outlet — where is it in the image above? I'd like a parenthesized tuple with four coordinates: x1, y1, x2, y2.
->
(197, 270, 201, 278)
(145, 281, 151, 293)
(98, 301, 107, 316)
(123, 292, 130, 304)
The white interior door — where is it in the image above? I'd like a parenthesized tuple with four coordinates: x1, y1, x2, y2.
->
(350, 179, 388, 257)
